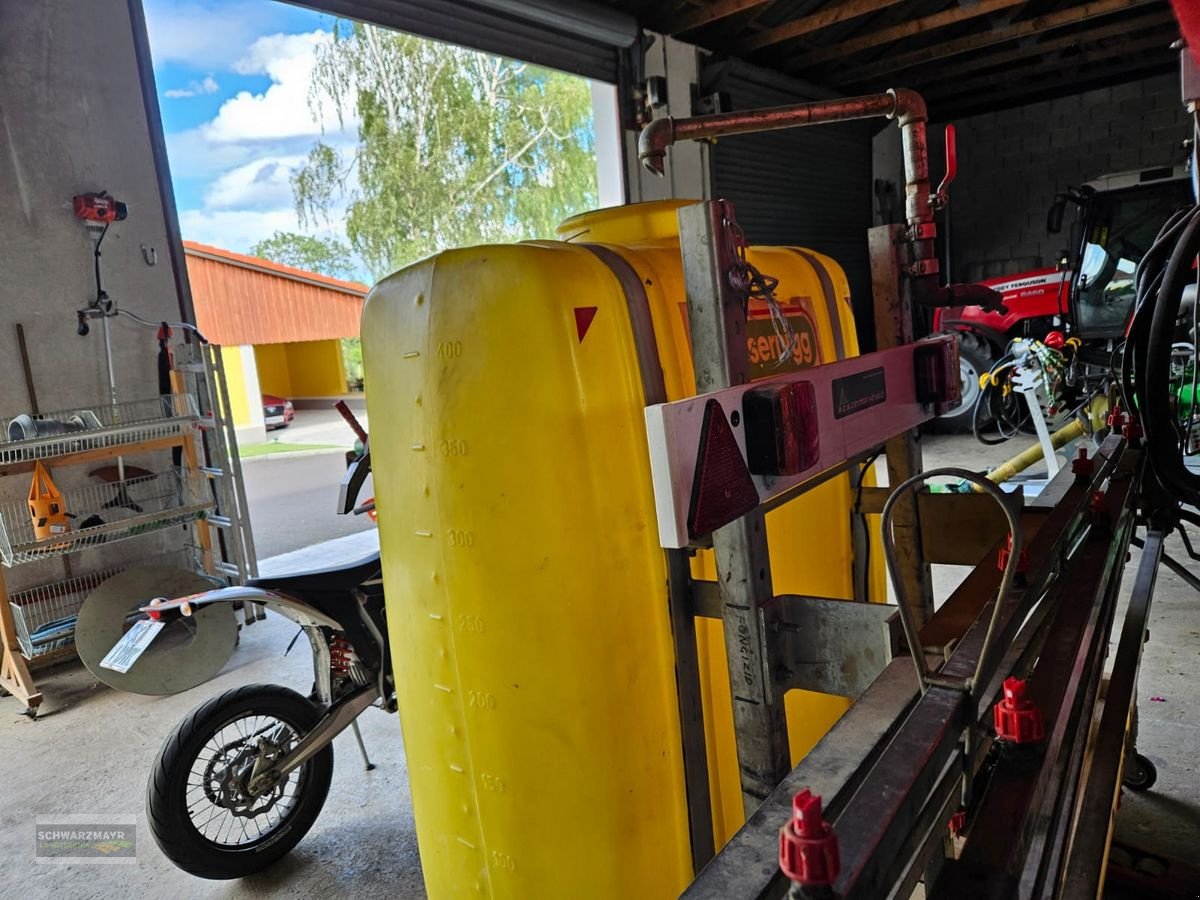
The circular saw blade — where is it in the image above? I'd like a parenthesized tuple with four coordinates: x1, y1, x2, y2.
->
(76, 566, 238, 695)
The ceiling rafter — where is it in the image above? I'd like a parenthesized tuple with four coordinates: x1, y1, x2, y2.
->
(926, 31, 1174, 104)
(839, 8, 1176, 89)
(937, 58, 1176, 120)
(833, 0, 1163, 84)
(669, 0, 774, 34)
(765, 0, 1030, 64)
(734, 0, 910, 52)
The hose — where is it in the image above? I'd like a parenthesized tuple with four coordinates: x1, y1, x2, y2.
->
(1130, 202, 1200, 508)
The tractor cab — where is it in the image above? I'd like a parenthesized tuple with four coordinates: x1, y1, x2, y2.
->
(1051, 166, 1194, 339)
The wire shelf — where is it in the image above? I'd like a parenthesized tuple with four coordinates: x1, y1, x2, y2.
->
(0, 395, 198, 465)
(0, 468, 213, 567)
(8, 546, 215, 660)
(9, 567, 117, 659)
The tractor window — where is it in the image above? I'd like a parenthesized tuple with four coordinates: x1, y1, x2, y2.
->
(1073, 179, 1195, 337)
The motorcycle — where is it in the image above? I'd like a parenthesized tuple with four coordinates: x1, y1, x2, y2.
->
(143, 402, 393, 879)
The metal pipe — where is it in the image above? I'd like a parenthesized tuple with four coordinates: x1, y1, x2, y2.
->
(639, 90, 1004, 310)
(639, 89, 928, 224)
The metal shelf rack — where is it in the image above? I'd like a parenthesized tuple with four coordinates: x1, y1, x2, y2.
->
(0, 468, 213, 566)
(0, 395, 198, 467)
(0, 342, 255, 716)
(8, 545, 208, 662)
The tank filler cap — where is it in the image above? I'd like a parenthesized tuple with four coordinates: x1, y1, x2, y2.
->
(779, 789, 840, 887)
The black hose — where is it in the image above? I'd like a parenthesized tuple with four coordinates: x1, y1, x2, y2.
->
(1136, 203, 1200, 507)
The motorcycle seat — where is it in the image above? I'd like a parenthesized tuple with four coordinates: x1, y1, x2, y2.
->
(248, 550, 382, 598)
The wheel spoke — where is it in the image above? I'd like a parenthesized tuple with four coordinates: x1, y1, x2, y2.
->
(177, 710, 309, 849)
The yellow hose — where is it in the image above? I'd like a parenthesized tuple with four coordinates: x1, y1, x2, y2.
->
(975, 396, 1110, 490)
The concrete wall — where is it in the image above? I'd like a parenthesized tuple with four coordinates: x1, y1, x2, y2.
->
(287, 340, 348, 398)
(624, 35, 710, 203)
(0, 1, 192, 585)
(875, 74, 1191, 284)
(254, 340, 347, 401)
(220, 344, 266, 446)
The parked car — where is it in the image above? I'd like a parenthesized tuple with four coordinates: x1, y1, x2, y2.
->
(262, 394, 294, 430)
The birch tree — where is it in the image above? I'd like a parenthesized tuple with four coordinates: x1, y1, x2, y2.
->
(294, 22, 597, 278)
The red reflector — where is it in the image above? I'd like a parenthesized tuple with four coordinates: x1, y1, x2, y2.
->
(687, 399, 760, 539)
(742, 381, 819, 476)
(914, 339, 961, 407)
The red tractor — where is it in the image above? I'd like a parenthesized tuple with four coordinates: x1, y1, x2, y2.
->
(931, 164, 1193, 432)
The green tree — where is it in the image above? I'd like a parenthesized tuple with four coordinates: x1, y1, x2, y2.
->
(294, 22, 597, 278)
(250, 231, 358, 280)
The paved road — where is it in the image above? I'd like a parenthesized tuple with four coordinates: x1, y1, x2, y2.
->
(242, 450, 375, 559)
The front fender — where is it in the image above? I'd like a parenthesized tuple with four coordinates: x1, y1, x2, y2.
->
(141, 586, 344, 630)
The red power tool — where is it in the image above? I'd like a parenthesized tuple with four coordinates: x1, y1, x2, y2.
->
(73, 191, 127, 223)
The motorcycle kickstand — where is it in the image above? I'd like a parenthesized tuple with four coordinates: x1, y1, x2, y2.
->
(350, 719, 376, 771)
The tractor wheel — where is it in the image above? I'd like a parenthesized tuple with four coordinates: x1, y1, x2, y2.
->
(927, 331, 995, 434)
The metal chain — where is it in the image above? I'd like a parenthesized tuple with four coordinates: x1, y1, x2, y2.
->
(723, 214, 798, 368)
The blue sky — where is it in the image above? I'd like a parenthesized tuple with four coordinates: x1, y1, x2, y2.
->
(144, 0, 358, 256)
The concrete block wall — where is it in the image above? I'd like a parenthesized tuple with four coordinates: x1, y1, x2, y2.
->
(874, 74, 1191, 284)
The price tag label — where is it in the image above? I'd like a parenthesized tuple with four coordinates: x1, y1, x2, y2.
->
(99, 619, 166, 674)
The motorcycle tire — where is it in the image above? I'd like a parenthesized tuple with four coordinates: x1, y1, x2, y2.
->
(147, 683, 334, 879)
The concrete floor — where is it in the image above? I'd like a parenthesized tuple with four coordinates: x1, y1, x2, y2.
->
(1, 432, 1197, 899)
(0, 531, 425, 900)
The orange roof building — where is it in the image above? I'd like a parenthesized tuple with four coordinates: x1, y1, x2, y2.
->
(184, 241, 367, 345)
(182, 241, 369, 444)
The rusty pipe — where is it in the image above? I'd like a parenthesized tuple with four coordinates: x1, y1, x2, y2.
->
(639, 88, 929, 225)
(637, 89, 1005, 310)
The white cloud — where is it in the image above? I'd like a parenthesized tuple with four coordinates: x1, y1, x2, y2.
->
(164, 75, 219, 98)
(203, 31, 355, 143)
(144, 0, 287, 69)
(179, 208, 302, 251)
(164, 25, 357, 259)
(204, 155, 305, 210)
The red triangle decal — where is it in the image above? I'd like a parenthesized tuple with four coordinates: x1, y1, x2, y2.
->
(574, 306, 598, 343)
(687, 399, 760, 539)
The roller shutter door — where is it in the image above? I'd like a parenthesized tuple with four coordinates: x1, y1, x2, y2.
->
(702, 59, 876, 348)
(299, 0, 631, 82)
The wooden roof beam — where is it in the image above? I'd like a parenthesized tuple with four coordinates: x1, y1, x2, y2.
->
(839, 8, 1176, 88)
(735, 0, 909, 52)
(833, 0, 1162, 84)
(669, 0, 774, 34)
(935, 59, 1175, 120)
(924, 32, 1175, 104)
(770, 0, 1029, 66)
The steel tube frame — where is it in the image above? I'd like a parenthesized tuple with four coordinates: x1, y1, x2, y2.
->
(686, 437, 1130, 899)
(1059, 527, 1165, 897)
(678, 201, 792, 815)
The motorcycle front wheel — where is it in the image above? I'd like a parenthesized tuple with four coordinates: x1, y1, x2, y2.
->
(147, 683, 334, 879)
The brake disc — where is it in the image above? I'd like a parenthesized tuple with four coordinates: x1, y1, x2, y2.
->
(75, 566, 237, 695)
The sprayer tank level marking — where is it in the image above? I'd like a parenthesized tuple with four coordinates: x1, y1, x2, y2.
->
(434, 683, 453, 693)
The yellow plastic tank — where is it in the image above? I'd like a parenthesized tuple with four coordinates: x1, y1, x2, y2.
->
(363, 200, 883, 899)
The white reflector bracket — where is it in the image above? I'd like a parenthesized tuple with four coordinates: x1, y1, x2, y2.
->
(645, 336, 956, 548)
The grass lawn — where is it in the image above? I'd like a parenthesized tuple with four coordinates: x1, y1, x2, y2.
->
(240, 440, 343, 458)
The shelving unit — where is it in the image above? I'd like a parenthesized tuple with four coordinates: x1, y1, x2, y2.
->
(0, 344, 254, 715)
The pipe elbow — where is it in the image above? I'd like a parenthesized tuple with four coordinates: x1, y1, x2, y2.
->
(888, 88, 928, 127)
(638, 116, 675, 176)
